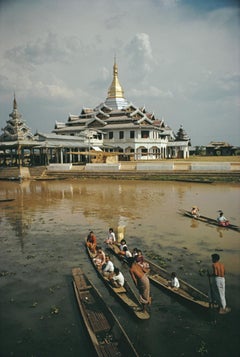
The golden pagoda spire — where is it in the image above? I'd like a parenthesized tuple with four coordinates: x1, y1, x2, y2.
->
(107, 58, 124, 99)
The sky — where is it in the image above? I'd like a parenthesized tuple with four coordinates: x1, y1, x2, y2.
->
(0, 0, 239, 146)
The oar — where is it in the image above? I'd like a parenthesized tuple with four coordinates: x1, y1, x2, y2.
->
(207, 270, 214, 309)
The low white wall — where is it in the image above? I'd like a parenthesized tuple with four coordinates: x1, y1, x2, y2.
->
(85, 163, 120, 171)
(136, 163, 174, 171)
(48, 163, 72, 171)
(191, 163, 231, 171)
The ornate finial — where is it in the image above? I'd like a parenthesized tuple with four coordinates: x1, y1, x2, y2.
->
(107, 58, 124, 99)
(13, 92, 17, 110)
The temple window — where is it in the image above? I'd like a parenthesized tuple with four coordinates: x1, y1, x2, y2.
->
(109, 132, 113, 139)
(141, 130, 149, 139)
(130, 131, 135, 139)
(119, 131, 124, 139)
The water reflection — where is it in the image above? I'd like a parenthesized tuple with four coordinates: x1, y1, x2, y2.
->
(0, 179, 240, 357)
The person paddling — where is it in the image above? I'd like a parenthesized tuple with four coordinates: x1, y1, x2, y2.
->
(217, 210, 230, 226)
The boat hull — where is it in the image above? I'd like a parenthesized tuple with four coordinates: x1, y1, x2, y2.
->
(180, 209, 240, 232)
(106, 243, 212, 310)
(72, 267, 139, 357)
(85, 241, 150, 320)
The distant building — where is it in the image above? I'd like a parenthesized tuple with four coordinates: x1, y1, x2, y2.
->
(206, 141, 236, 156)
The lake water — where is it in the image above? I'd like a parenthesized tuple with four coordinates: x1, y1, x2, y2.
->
(0, 179, 240, 357)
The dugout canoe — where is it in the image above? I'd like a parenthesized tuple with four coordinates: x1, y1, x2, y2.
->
(85, 241, 150, 320)
(179, 209, 240, 232)
(72, 267, 139, 357)
(0, 198, 15, 202)
(106, 243, 212, 310)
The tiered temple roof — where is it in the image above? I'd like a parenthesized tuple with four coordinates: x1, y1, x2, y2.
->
(0, 95, 34, 142)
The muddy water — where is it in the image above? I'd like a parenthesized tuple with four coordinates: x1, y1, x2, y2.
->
(0, 179, 240, 357)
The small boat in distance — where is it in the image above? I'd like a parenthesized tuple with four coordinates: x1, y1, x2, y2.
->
(106, 243, 213, 310)
(0, 198, 15, 202)
(72, 268, 139, 357)
(85, 239, 150, 320)
(179, 209, 240, 232)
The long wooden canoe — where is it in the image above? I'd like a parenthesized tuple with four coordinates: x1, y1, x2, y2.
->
(85, 241, 150, 320)
(0, 198, 15, 202)
(180, 209, 240, 232)
(106, 243, 213, 310)
(72, 268, 139, 357)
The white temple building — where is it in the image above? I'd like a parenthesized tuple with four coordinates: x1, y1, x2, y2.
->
(53, 59, 191, 160)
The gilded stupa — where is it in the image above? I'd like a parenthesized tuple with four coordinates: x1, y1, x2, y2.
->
(104, 59, 129, 110)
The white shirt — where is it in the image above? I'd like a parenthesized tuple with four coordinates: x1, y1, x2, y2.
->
(107, 231, 116, 243)
(112, 272, 124, 286)
(171, 277, 180, 289)
(103, 260, 114, 273)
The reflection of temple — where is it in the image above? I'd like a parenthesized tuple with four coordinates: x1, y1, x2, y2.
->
(2, 182, 33, 252)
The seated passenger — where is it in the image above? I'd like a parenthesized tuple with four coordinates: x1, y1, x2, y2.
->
(191, 206, 200, 217)
(105, 228, 116, 244)
(169, 272, 180, 290)
(118, 239, 128, 257)
(102, 255, 114, 278)
(110, 267, 125, 287)
(217, 210, 230, 226)
(93, 246, 106, 269)
(86, 231, 97, 254)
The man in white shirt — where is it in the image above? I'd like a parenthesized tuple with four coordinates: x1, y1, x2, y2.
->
(110, 267, 125, 287)
(102, 255, 114, 277)
(105, 228, 116, 244)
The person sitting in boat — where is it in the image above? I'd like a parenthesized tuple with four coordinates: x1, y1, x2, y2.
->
(102, 254, 114, 277)
(119, 239, 127, 251)
(110, 267, 125, 288)
(86, 231, 97, 254)
(93, 246, 106, 269)
(217, 210, 230, 226)
(169, 272, 180, 290)
(119, 246, 132, 261)
(135, 249, 150, 270)
(191, 206, 200, 218)
(105, 227, 116, 244)
(118, 239, 128, 257)
(132, 248, 138, 258)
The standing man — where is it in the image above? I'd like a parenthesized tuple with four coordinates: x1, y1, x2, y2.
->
(210, 253, 231, 314)
(128, 257, 151, 311)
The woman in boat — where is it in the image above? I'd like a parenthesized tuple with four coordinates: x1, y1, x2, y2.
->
(128, 257, 151, 311)
(110, 267, 125, 287)
(217, 210, 230, 226)
(105, 227, 116, 244)
(191, 206, 200, 217)
(86, 231, 97, 254)
(93, 246, 106, 269)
